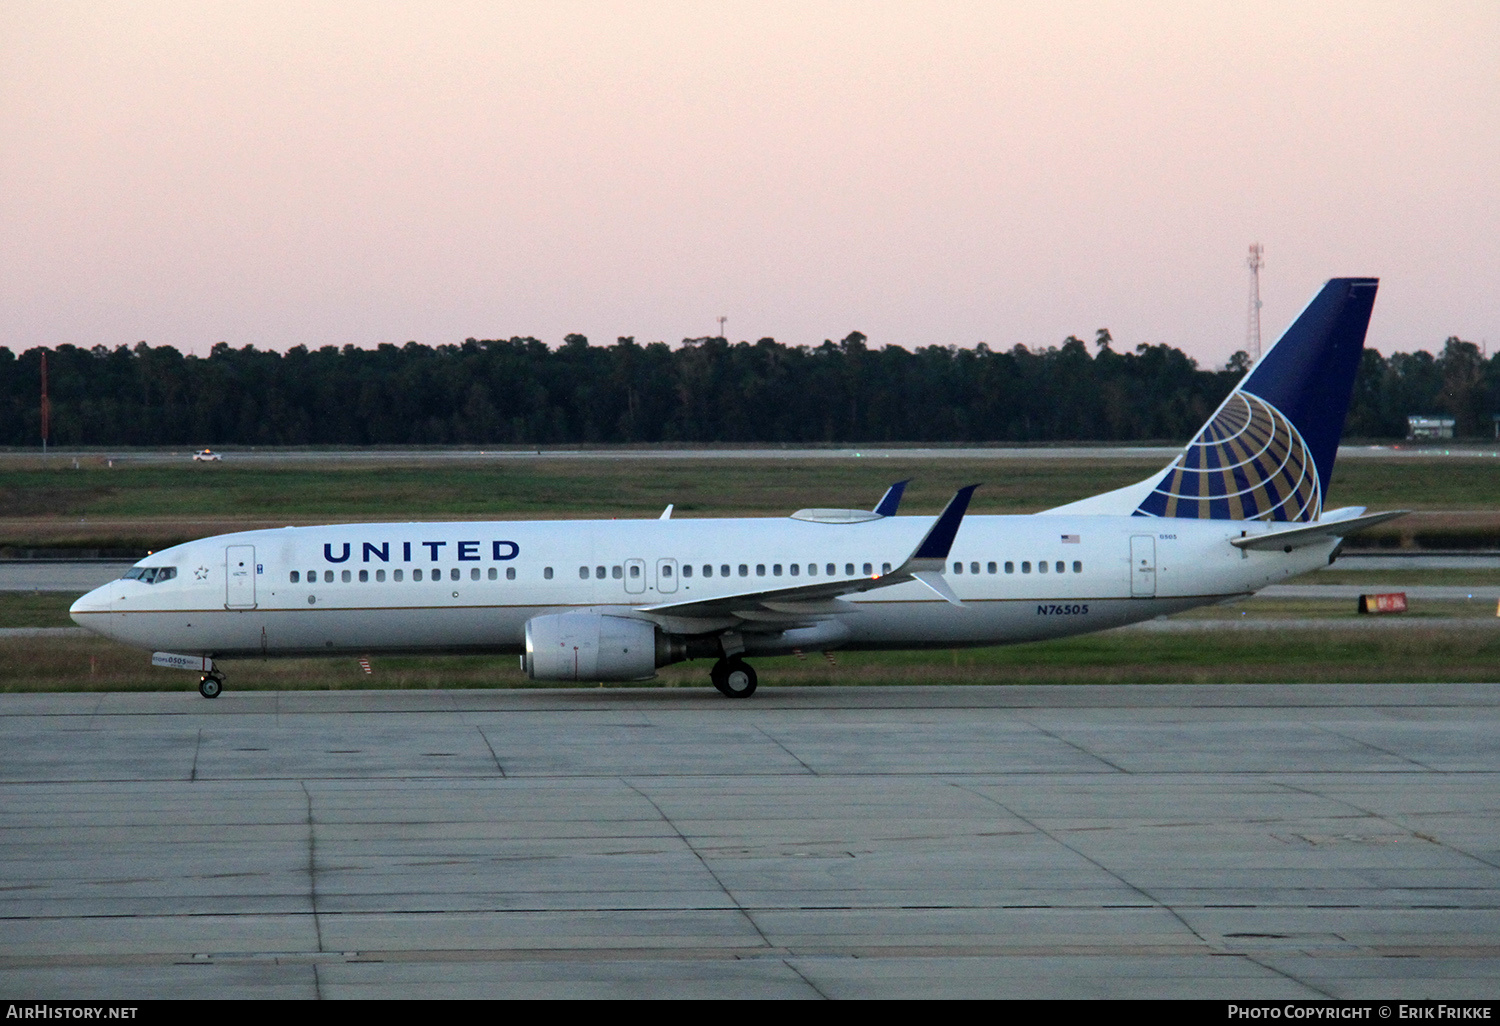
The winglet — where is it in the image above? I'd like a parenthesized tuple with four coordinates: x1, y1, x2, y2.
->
(905, 484, 979, 569)
(659, 504, 674, 520)
(872, 480, 909, 517)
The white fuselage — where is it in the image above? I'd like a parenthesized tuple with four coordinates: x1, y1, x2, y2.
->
(70, 513, 1333, 661)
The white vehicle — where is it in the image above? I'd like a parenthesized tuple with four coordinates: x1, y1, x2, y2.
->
(192, 449, 222, 462)
(74, 279, 1397, 700)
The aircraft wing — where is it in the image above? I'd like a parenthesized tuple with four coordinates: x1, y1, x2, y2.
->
(1229, 509, 1409, 551)
(636, 485, 979, 628)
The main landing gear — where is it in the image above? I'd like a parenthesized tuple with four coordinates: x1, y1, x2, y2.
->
(710, 656, 757, 699)
(198, 672, 224, 699)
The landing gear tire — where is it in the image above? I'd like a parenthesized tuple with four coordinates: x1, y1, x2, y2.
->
(711, 657, 757, 699)
(198, 674, 223, 699)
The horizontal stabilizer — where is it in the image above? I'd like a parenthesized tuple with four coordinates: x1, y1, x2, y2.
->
(1230, 510, 1409, 551)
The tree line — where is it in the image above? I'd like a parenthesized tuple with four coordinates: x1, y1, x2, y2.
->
(0, 332, 1493, 447)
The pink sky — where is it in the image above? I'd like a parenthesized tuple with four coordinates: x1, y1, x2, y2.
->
(2, 1, 1497, 365)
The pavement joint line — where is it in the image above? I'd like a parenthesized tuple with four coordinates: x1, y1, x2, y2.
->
(622, 778, 776, 953)
(473, 725, 506, 777)
(1237, 952, 1340, 996)
(1311, 722, 1438, 772)
(15, 943, 1500, 967)
(943, 779, 1231, 957)
(1013, 715, 1133, 774)
(5, 769, 1500, 789)
(751, 724, 819, 775)
(1272, 778, 1500, 875)
(299, 781, 324, 956)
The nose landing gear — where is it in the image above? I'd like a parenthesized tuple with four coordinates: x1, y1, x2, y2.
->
(710, 656, 757, 698)
(198, 673, 224, 699)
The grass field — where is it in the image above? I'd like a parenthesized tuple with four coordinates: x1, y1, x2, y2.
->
(4, 626, 1497, 694)
(3, 452, 1500, 550)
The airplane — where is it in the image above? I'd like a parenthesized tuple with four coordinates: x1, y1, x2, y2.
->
(71, 278, 1402, 700)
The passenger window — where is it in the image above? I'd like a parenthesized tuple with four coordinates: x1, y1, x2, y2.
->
(662, 565, 673, 577)
(702, 565, 712, 578)
(358, 570, 368, 582)
(579, 567, 589, 580)
(414, 569, 424, 581)
(806, 564, 815, 576)
(721, 565, 730, 577)
(394, 569, 404, 582)
(544, 567, 554, 579)
(970, 562, 980, 574)
(449, 568, 458, 581)
(595, 566, 606, 579)
(953, 562, 963, 574)
(787, 564, 797, 576)
(683, 565, 693, 578)
(1005, 561, 1014, 574)
(506, 567, 516, 580)
(1021, 562, 1031, 574)
(377, 569, 386, 582)
(1055, 561, 1064, 574)
(471, 568, 480, 581)
(613, 566, 623, 579)
(827, 564, 836, 576)
(488, 567, 497, 580)
(756, 564, 766, 577)
(307, 569, 317, 582)
(290, 571, 300, 583)
(1073, 561, 1082, 573)
(629, 565, 640, 578)
(882, 563, 891, 575)
(987, 562, 997, 574)
(1039, 561, 1048, 573)
(845, 563, 855, 576)
(773, 564, 783, 576)
(738, 565, 748, 577)
(324, 570, 334, 583)
(863, 563, 873, 575)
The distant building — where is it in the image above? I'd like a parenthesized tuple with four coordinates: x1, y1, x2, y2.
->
(1407, 415, 1455, 440)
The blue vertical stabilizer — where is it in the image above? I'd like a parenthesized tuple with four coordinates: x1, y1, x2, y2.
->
(1132, 278, 1378, 522)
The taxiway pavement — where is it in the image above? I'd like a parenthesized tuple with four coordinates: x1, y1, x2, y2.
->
(1, 684, 1496, 999)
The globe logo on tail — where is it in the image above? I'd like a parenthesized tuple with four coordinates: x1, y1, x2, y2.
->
(1134, 391, 1321, 522)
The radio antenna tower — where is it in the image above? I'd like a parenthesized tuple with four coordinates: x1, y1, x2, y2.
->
(1246, 243, 1264, 362)
(40, 351, 50, 455)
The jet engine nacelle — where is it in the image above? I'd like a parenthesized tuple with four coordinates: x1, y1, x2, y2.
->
(522, 612, 661, 681)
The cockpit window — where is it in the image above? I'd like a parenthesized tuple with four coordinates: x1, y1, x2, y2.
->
(122, 566, 177, 584)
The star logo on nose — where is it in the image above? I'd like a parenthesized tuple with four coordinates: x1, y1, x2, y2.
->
(194, 566, 210, 580)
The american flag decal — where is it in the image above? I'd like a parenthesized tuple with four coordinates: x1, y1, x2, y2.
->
(1061, 534, 1080, 544)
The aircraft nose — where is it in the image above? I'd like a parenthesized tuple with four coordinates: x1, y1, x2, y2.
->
(70, 582, 115, 621)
